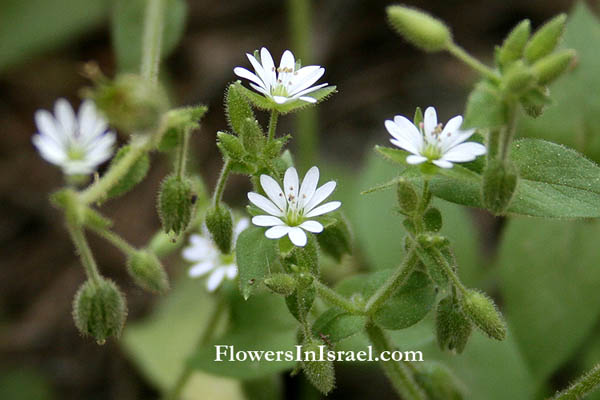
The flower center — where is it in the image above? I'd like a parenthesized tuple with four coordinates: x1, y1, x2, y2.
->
(284, 189, 305, 226)
(219, 253, 235, 265)
(67, 146, 86, 161)
(270, 66, 297, 98)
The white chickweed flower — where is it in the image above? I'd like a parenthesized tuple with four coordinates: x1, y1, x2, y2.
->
(234, 47, 328, 105)
(32, 98, 116, 175)
(248, 166, 341, 247)
(385, 106, 486, 169)
(182, 218, 250, 292)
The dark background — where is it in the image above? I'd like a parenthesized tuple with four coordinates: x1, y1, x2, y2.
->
(0, 0, 580, 398)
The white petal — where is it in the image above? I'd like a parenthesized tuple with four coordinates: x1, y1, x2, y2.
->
(305, 201, 341, 218)
(290, 82, 327, 99)
(273, 95, 290, 104)
(260, 47, 277, 87)
(299, 220, 323, 233)
(233, 218, 250, 241)
(247, 52, 271, 89)
(297, 96, 317, 103)
(54, 98, 76, 136)
(260, 174, 287, 211)
(442, 142, 487, 162)
(298, 166, 319, 208)
(252, 215, 285, 227)
(423, 106, 438, 140)
(188, 261, 215, 278)
(386, 118, 423, 154)
(207, 268, 227, 292)
(225, 265, 238, 279)
(32, 134, 66, 165)
(283, 167, 299, 202)
(34, 110, 64, 145)
(406, 154, 428, 164)
(288, 66, 324, 95)
(265, 225, 291, 239)
(234, 67, 268, 90)
(304, 181, 336, 213)
(441, 128, 476, 152)
(249, 82, 270, 96)
(248, 192, 284, 216)
(441, 115, 462, 136)
(78, 100, 99, 138)
(433, 159, 454, 169)
(288, 227, 307, 247)
(278, 50, 296, 86)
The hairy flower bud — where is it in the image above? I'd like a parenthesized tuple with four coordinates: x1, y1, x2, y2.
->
(301, 341, 335, 395)
(524, 14, 567, 64)
(532, 49, 576, 85)
(157, 174, 195, 236)
(386, 6, 452, 52)
(496, 19, 531, 69)
(91, 74, 168, 133)
(482, 159, 518, 215)
(264, 273, 297, 296)
(462, 289, 507, 341)
(72, 278, 127, 344)
(205, 204, 234, 254)
(436, 295, 472, 353)
(127, 250, 169, 294)
(501, 61, 535, 95)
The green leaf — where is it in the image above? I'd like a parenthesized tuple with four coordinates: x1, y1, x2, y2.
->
(112, 0, 187, 73)
(336, 269, 436, 330)
(498, 218, 600, 381)
(236, 226, 279, 299)
(463, 81, 507, 129)
(106, 145, 150, 199)
(316, 212, 352, 262)
(285, 284, 316, 323)
(312, 309, 366, 343)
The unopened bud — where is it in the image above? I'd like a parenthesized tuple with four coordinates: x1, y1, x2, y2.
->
(127, 250, 169, 294)
(90, 74, 168, 133)
(436, 295, 472, 353)
(532, 49, 576, 85)
(462, 289, 507, 340)
(264, 273, 297, 296)
(386, 5, 452, 52)
(496, 19, 531, 69)
(301, 341, 335, 395)
(72, 278, 127, 344)
(423, 207, 442, 232)
(205, 204, 233, 254)
(524, 14, 567, 64)
(216, 131, 246, 160)
(157, 174, 195, 236)
(397, 178, 418, 213)
(226, 83, 255, 135)
(501, 61, 535, 95)
(482, 159, 518, 215)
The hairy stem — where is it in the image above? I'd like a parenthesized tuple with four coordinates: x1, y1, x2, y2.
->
(86, 224, 137, 256)
(212, 159, 232, 208)
(364, 248, 418, 315)
(417, 244, 468, 296)
(552, 364, 600, 400)
(175, 128, 191, 180)
(66, 222, 102, 284)
(500, 102, 518, 161)
(141, 0, 166, 83)
(267, 109, 279, 141)
(447, 42, 500, 82)
(314, 280, 364, 315)
(365, 324, 426, 400)
(166, 297, 226, 400)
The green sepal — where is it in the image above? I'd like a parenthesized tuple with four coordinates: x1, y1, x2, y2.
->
(524, 14, 567, 64)
(495, 19, 531, 70)
(531, 49, 576, 85)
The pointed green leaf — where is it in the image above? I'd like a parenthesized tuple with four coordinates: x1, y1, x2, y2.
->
(235, 226, 279, 299)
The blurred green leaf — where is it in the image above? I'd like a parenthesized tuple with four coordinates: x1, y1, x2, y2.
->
(112, 0, 187, 73)
(236, 226, 279, 299)
(0, 369, 54, 400)
(498, 218, 600, 381)
(520, 2, 600, 163)
(311, 308, 366, 343)
(0, 0, 109, 72)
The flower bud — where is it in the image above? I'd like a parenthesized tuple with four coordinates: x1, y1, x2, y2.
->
(205, 204, 233, 254)
(501, 61, 535, 95)
(435, 295, 472, 353)
(532, 49, 576, 85)
(226, 83, 255, 135)
(90, 74, 169, 133)
(126, 250, 169, 294)
(157, 174, 195, 236)
(264, 273, 297, 296)
(72, 278, 127, 344)
(461, 289, 507, 341)
(301, 341, 335, 395)
(524, 14, 567, 64)
(423, 207, 442, 232)
(106, 145, 150, 199)
(482, 159, 518, 215)
(413, 361, 466, 400)
(216, 131, 246, 160)
(496, 19, 530, 69)
(386, 5, 452, 52)
(397, 178, 418, 213)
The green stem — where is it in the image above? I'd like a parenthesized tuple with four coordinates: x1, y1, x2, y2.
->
(267, 110, 279, 141)
(500, 102, 518, 161)
(364, 248, 418, 315)
(446, 42, 500, 82)
(365, 324, 426, 400)
(314, 280, 364, 315)
(175, 128, 191, 180)
(212, 159, 232, 208)
(166, 297, 226, 400)
(86, 224, 137, 256)
(141, 0, 166, 83)
(78, 135, 151, 205)
(487, 129, 501, 161)
(66, 222, 102, 284)
(553, 364, 600, 400)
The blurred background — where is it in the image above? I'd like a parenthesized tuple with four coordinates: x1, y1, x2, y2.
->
(2, 0, 598, 399)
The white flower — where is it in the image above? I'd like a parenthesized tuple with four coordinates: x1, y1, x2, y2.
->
(234, 47, 328, 105)
(248, 166, 341, 247)
(32, 98, 116, 175)
(182, 218, 250, 292)
(385, 106, 486, 169)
